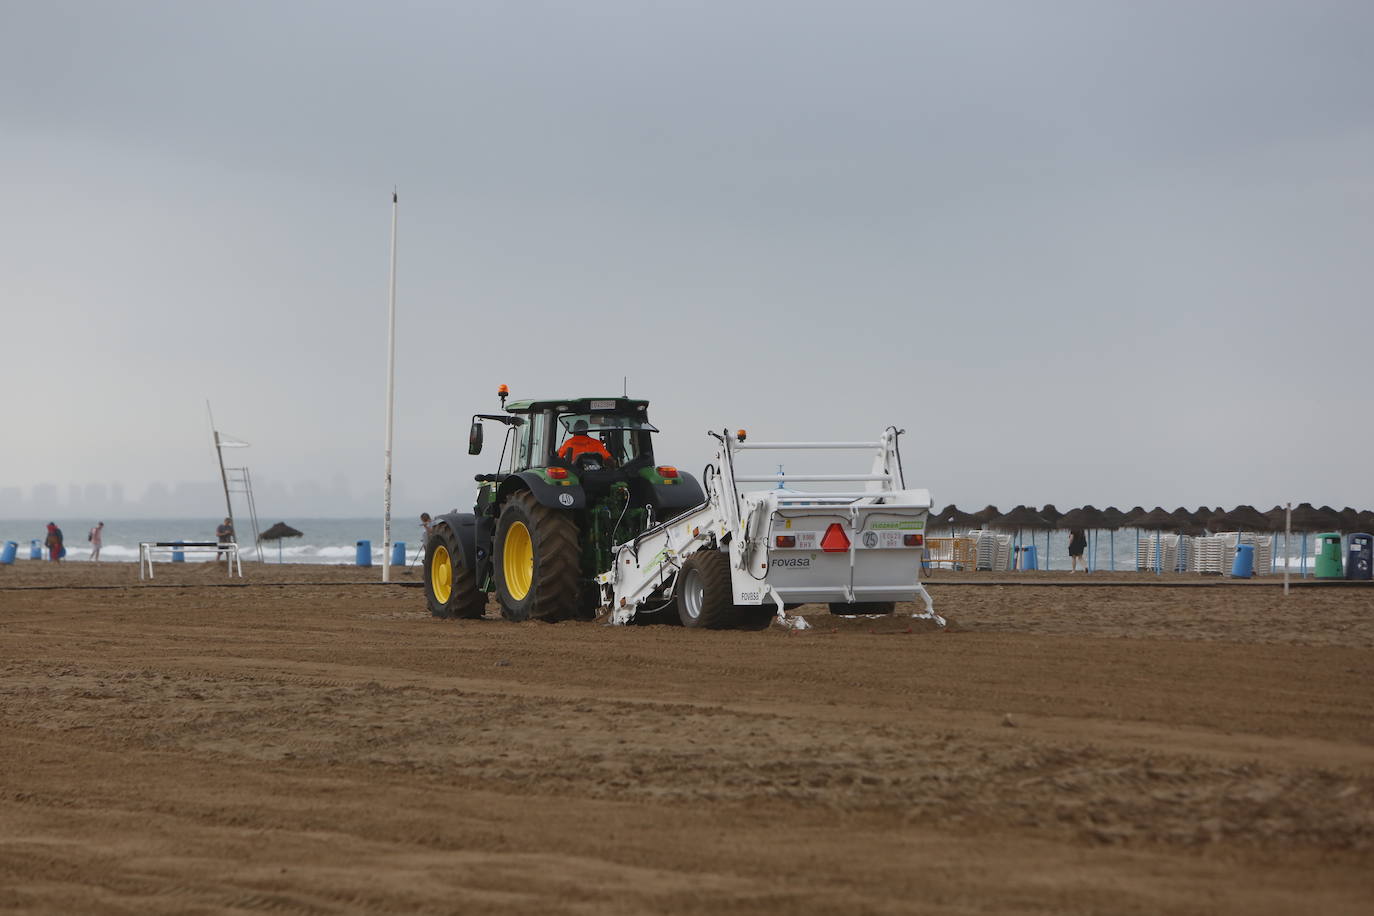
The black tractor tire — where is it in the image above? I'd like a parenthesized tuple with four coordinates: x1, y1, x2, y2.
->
(827, 601, 896, 616)
(424, 525, 487, 619)
(493, 490, 581, 622)
(675, 550, 741, 629)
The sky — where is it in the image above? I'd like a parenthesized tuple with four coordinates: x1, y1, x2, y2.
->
(2, 0, 1371, 520)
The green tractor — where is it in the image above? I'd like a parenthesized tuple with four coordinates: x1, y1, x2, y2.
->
(424, 388, 705, 622)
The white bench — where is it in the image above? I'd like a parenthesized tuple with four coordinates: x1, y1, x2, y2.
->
(139, 541, 242, 580)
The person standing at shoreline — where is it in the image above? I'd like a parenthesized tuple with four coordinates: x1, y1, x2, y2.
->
(216, 517, 235, 564)
(45, 523, 65, 562)
(89, 521, 104, 562)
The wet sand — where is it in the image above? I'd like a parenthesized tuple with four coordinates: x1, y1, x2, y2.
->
(2, 562, 1372, 913)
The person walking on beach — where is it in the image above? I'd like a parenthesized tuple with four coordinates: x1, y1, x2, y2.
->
(216, 517, 235, 563)
(89, 521, 104, 562)
(414, 513, 433, 565)
(1068, 528, 1088, 572)
(45, 523, 65, 562)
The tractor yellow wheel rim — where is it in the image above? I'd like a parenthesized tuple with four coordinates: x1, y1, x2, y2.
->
(503, 521, 533, 601)
(431, 545, 452, 604)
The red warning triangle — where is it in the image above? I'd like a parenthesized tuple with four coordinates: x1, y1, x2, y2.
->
(820, 523, 850, 553)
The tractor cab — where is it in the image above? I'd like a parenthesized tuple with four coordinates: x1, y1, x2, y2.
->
(492, 397, 658, 476)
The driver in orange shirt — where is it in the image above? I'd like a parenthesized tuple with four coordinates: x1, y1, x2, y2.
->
(558, 419, 613, 463)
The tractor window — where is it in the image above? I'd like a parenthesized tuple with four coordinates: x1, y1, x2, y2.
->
(514, 412, 553, 471)
(556, 413, 655, 465)
(529, 412, 553, 468)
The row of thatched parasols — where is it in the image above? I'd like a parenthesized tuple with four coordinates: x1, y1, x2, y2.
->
(932, 503, 1373, 535)
(931, 503, 1372, 573)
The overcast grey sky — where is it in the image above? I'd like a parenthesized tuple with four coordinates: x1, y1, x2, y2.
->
(2, 0, 1371, 518)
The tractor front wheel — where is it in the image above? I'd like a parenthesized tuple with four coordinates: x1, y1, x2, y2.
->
(493, 491, 580, 622)
(424, 525, 487, 619)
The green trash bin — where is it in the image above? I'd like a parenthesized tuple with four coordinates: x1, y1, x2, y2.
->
(1314, 532, 1343, 579)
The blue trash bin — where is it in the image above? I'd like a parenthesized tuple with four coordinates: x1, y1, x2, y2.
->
(172, 540, 185, 563)
(390, 541, 406, 566)
(1347, 533, 1373, 581)
(356, 540, 372, 567)
(1021, 544, 1038, 570)
(1, 541, 17, 565)
(29, 539, 41, 560)
(1231, 543, 1255, 579)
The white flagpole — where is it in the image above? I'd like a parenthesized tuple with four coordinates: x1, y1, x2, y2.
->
(382, 189, 399, 583)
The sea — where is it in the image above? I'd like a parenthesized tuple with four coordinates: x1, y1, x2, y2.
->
(0, 517, 1331, 571)
(0, 518, 430, 565)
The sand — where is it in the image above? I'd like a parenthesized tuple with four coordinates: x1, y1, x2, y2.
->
(2, 561, 1372, 914)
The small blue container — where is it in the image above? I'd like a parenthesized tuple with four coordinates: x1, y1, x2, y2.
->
(29, 539, 41, 560)
(1, 541, 17, 565)
(1231, 543, 1254, 579)
(356, 539, 372, 567)
(172, 540, 185, 563)
(1020, 544, 1038, 570)
(390, 541, 406, 566)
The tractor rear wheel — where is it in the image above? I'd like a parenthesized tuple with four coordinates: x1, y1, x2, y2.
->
(424, 525, 486, 619)
(827, 601, 895, 616)
(494, 490, 580, 622)
(675, 550, 739, 629)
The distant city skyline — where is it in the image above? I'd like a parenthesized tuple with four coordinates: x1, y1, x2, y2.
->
(0, 476, 406, 520)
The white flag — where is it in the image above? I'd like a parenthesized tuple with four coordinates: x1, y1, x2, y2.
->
(217, 432, 251, 448)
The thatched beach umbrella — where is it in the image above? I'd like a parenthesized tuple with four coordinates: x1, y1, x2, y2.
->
(258, 521, 304, 564)
(972, 505, 1001, 528)
(1115, 506, 1149, 568)
(1289, 503, 1337, 531)
(1286, 504, 1340, 576)
(1038, 505, 1065, 569)
(1166, 510, 1205, 572)
(1263, 505, 1294, 573)
(1056, 506, 1104, 572)
(1119, 506, 1147, 527)
(1169, 507, 1206, 537)
(1099, 507, 1128, 569)
(1213, 505, 1272, 533)
(1078, 505, 1106, 571)
(1055, 507, 1096, 530)
(1132, 507, 1180, 574)
(933, 504, 978, 535)
(1098, 507, 1126, 530)
(990, 505, 1051, 570)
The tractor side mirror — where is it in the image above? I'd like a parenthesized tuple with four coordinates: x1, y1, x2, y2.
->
(468, 420, 484, 455)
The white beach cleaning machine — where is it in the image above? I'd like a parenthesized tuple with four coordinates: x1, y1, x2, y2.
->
(597, 427, 944, 629)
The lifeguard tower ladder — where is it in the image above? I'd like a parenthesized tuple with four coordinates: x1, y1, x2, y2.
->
(222, 464, 263, 563)
(209, 404, 264, 563)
